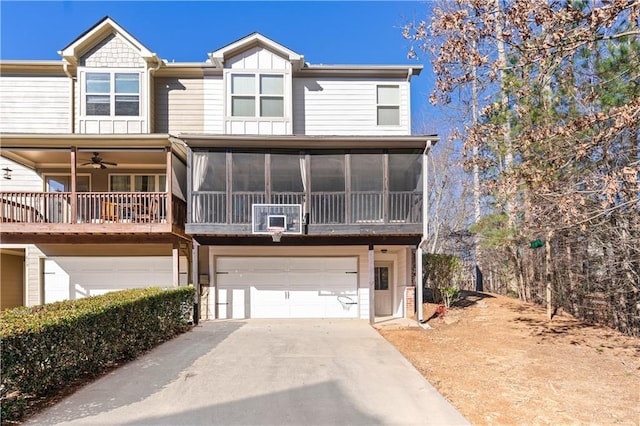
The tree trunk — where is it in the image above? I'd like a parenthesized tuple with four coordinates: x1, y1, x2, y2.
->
(545, 231, 553, 320)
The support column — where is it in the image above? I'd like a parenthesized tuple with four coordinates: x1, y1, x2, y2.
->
(166, 147, 173, 225)
(192, 240, 200, 325)
(70, 147, 77, 224)
(368, 244, 375, 324)
(416, 246, 424, 322)
(172, 243, 180, 287)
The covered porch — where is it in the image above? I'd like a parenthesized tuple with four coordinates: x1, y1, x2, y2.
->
(0, 134, 188, 239)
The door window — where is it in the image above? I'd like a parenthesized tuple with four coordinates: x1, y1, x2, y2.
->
(374, 266, 389, 291)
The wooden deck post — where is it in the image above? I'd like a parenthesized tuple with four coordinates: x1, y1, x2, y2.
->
(166, 147, 173, 225)
(70, 147, 77, 224)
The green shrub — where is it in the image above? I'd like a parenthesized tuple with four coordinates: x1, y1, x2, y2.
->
(424, 253, 463, 308)
(0, 286, 194, 423)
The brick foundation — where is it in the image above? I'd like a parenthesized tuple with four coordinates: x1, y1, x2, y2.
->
(404, 286, 415, 318)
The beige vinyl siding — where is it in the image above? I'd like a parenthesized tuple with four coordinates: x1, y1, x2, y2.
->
(154, 77, 204, 133)
(149, 74, 156, 133)
(25, 245, 45, 306)
(0, 157, 42, 192)
(0, 75, 70, 133)
(203, 75, 223, 134)
(293, 78, 410, 136)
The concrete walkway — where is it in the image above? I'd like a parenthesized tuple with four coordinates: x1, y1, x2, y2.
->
(28, 320, 468, 425)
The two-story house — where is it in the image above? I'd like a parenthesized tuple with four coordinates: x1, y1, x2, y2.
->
(0, 17, 436, 322)
(0, 18, 191, 309)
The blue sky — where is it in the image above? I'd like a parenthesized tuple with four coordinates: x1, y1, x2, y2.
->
(0, 1, 439, 133)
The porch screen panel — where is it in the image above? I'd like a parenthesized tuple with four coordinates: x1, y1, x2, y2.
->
(351, 155, 383, 222)
(192, 152, 226, 223)
(310, 155, 345, 224)
(389, 153, 422, 223)
(232, 153, 265, 223)
(271, 154, 304, 205)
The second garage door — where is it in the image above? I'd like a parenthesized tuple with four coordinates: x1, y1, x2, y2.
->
(216, 257, 359, 319)
(44, 256, 173, 303)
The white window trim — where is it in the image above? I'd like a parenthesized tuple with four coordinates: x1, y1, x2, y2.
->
(108, 173, 167, 192)
(376, 85, 401, 127)
(226, 71, 287, 121)
(79, 67, 145, 118)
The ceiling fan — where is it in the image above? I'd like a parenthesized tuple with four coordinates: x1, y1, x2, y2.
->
(81, 152, 118, 169)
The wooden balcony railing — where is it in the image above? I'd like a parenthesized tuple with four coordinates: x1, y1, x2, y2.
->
(0, 192, 185, 228)
(190, 191, 422, 225)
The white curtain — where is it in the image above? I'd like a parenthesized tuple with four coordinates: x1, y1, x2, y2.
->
(193, 153, 207, 223)
(299, 155, 307, 220)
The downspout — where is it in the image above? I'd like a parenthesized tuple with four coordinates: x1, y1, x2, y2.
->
(416, 139, 432, 323)
(147, 56, 163, 133)
(64, 63, 77, 223)
(62, 62, 75, 134)
(406, 67, 413, 133)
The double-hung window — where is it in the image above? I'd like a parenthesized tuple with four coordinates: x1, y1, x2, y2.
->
(231, 74, 284, 117)
(86, 72, 140, 116)
(376, 85, 400, 126)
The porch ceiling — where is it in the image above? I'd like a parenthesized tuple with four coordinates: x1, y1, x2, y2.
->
(1, 149, 167, 170)
(0, 133, 186, 169)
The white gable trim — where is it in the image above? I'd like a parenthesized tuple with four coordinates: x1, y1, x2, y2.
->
(59, 17, 157, 65)
(208, 33, 304, 70)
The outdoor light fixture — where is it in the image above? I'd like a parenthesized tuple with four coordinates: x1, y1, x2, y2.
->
(2, 167, 12, 180)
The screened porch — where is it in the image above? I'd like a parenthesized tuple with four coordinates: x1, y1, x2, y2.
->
(188, 150, 423, 233)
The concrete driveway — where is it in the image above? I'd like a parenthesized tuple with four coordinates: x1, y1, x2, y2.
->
(28, 320, 468, 425)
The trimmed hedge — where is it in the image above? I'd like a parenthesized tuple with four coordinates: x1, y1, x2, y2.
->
(0, 286, 195, 422)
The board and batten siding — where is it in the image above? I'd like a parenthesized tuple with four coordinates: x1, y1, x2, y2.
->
(154, 77, 205, 133)
(293, 78, 410, 136)
(224, 46, 293, 135)
(0, 75, 70, 133)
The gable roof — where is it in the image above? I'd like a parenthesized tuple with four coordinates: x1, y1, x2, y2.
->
(58, 16, 159, 65)
(208, 32, 305, 70)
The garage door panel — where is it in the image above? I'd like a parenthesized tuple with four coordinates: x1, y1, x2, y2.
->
(216, 256, 358, 319)
(45, 257, 172, 303)
(217, 287, 249, 319)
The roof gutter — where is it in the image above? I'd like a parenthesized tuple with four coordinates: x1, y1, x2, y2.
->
(173, 134, 439, 150)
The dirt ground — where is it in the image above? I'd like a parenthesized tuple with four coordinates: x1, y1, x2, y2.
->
(377, 291, 640, 425)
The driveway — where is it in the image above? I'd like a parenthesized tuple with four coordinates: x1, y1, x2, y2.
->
(28, 320, 468, 425)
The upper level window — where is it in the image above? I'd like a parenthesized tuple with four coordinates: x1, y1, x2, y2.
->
(377, 85, 400, 126)
(231, 74, 284, 117)
(86, 72, 140, 116)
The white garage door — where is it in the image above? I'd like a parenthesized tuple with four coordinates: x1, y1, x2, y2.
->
(44, 256, 173, 303)
(216, 257, 358, 319)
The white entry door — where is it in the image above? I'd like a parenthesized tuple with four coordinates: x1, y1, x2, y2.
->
(374, 263, 393, 316)
(216, 257, 358, 319)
